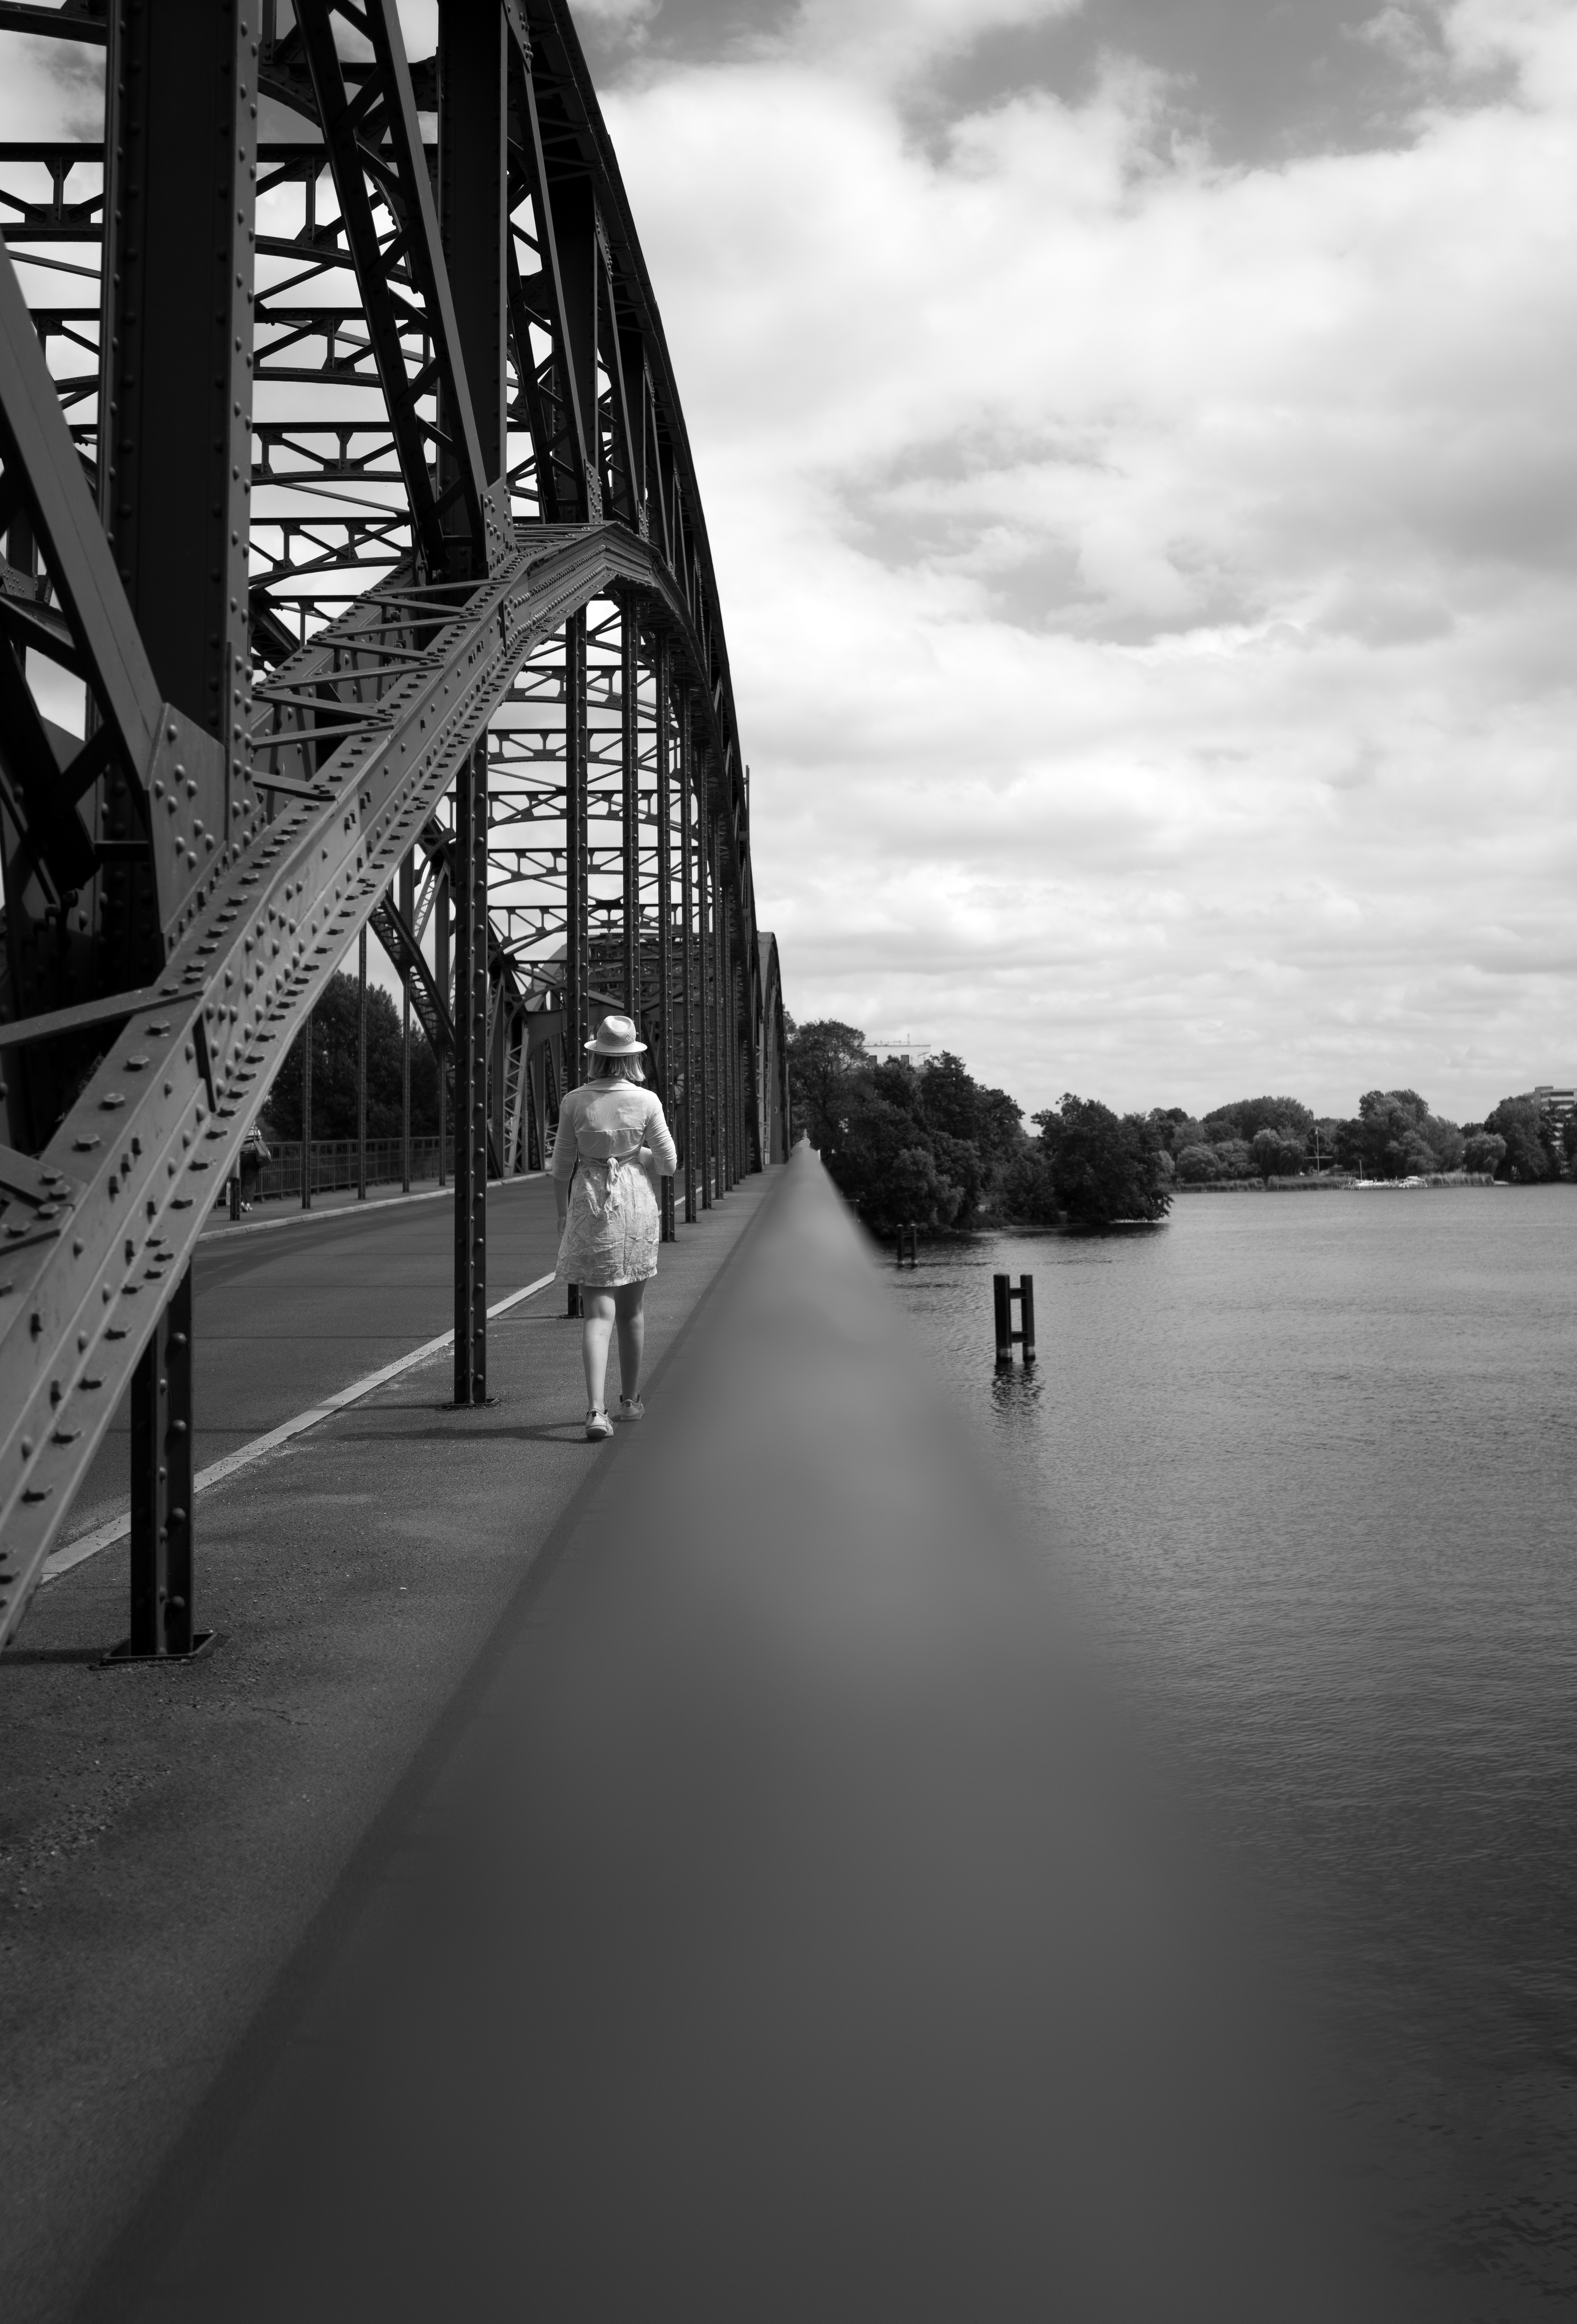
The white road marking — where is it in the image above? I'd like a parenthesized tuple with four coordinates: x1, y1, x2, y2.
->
(40, 1271, 560, 1586)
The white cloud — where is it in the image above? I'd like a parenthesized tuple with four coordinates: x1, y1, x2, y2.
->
(600, 0, 1577, 1117)
(0, 30, 103, 140)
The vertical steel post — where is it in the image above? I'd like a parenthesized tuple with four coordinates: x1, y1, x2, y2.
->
(113, 1270, 203, 1659)
(679, 701, 695, 1224)
(301, 1007, 313, 1209)
(621, 595, 639, 1018)
(697, 771, 713, 1210)
(722, 905, 736, 1192)
(654, 633, 673, 1239)
(439, 0, 504, 1358)
(436, 864, 449, 1186)
(357, 923, 367, 1200)
(565, 609, 587, 1084)
(438, 0, 505, 578)
(102, 0, 259, 1658)
(994, 1274, 1012, 1364)
(454, 738, 488, 1404)
(1019, 1275, 1037, 1363)
(400, 848, 413, 1190)
(715, 827, 734, 1199)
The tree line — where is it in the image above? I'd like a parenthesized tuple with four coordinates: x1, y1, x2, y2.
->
(1153, 1087, 1570, 1185)
(788, 1020, 1576, 1235)
(259, 970, 442, 1143)
(787, 1021, 1172, 1232)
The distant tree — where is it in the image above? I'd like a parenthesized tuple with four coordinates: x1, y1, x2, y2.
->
(836, 1093, 965, 1232)
(1175, 1142, 1222, 1183)
(929, 1128, 987, 1227)
(997, 1143, 1062, 1223)
(796, 1033, 1041, 1233)
(1212, 1137, 1256, 1179)
(787, 1020, 867, 1151)
(884, 1145, 964, 1235)
(869, 1060, 919, 1120)
(1346, 1089, 1462, 1178)
(919, 1052, 1024, 1167)
(1463, 1130, 1507, 1174)
(1251, 1125, 1307, 1181)
(1484, 1096, 1556, 1182)
(1201, 1095, 1314, 1146)
(1424, 1114, 1464, 1171)
(1174, 1115, 1209, 1153)
(264, 971, 438, 1141)
(1037, 1095, 1171, 1229)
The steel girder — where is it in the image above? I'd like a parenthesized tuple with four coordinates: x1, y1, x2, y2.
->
(0, 0, 768, 1648)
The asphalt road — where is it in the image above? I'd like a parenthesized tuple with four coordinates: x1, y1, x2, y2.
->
(60, 1174, 563, 1542)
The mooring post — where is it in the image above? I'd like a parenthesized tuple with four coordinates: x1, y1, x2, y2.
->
(896, 1224, 918, 1268)
(994, 1273, 1036, 1364)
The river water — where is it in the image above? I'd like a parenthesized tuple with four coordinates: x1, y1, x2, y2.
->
(889, 1187, 1577, 2320)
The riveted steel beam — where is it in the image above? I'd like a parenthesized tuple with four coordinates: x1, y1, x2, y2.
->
(0, 0, 774, 1648)
(453, 736, 487, 1404)
(293, 0, 507, 581)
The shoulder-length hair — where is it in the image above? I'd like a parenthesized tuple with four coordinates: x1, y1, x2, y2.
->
(589, 1051, 646, 1084)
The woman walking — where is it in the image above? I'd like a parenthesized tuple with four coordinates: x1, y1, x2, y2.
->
(552, 1014, 678, 1440)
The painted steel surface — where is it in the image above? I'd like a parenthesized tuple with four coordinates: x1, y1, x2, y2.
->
(0, 0, 774, 1645)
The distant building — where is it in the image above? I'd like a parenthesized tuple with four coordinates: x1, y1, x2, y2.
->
(869, 1035, 938, 1071)
(1529, 1084, 1576, 1124)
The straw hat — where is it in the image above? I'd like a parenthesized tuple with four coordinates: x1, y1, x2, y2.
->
(584, 1012, 648, 1055)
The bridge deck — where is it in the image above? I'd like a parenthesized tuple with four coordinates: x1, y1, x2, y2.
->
(5, 1152, 1385, 2322)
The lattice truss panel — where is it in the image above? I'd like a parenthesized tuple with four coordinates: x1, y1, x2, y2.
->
(0, 0, 774, 1650)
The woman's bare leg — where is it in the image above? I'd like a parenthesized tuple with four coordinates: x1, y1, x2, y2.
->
(614, 1281, 646, 1403)
(581, 1289, 615, 1411)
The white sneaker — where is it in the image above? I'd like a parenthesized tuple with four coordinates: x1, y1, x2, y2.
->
(585, 1408, 613, 1441)
(616, 1396, 644, 1422)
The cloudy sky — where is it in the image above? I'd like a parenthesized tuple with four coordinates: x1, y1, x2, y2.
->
(5, 1, 1576, 1120)
(565, 0, 1577, 1120)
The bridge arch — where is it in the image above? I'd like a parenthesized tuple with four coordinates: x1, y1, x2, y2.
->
(0, 0, 768, 1649)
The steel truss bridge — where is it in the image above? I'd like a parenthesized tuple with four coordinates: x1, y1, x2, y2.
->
(0, 0, 790, 1654)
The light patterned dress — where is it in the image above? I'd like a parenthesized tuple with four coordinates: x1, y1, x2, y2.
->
(551, 1081, 678, 1288)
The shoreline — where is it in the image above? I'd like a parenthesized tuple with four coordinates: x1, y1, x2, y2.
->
(1172, 1172, 1502, 1194)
